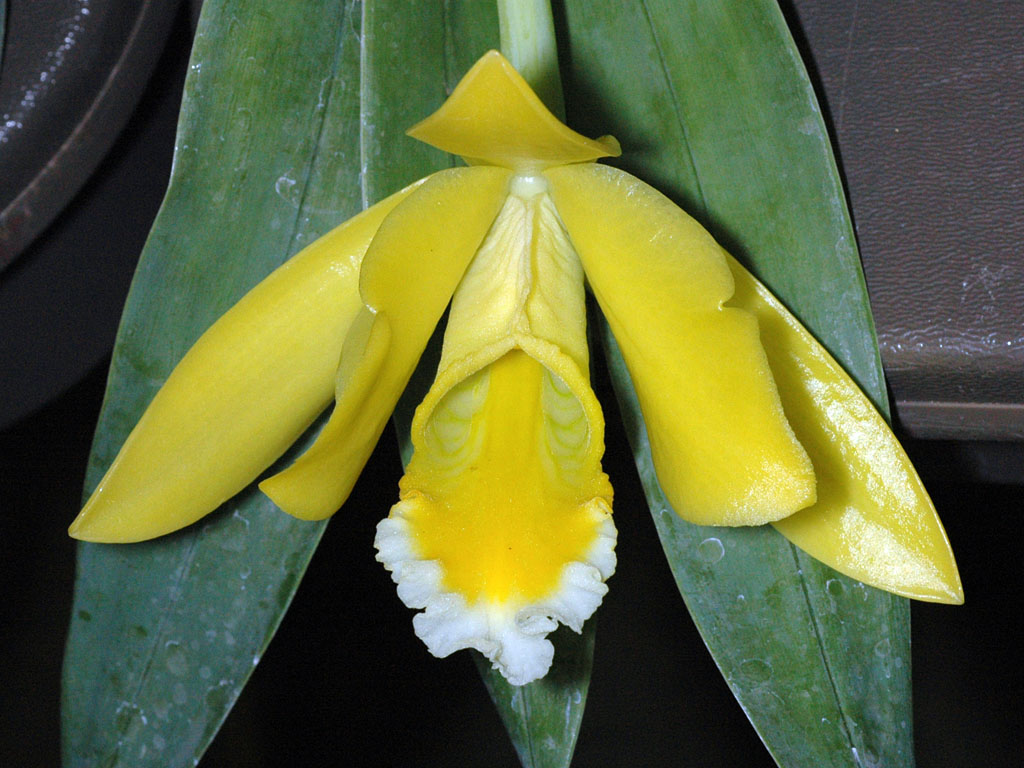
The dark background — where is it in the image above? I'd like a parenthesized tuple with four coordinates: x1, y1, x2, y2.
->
(2, 1, 1021, 766)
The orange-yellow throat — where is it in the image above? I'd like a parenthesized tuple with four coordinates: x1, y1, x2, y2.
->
(401, 349, 611, 606)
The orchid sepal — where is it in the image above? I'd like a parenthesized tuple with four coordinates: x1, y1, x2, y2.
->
(726, 259, 964, 603)
(68, 181, 424, 543)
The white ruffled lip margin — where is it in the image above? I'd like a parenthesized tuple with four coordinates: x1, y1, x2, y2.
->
(374, 496, 617, 686)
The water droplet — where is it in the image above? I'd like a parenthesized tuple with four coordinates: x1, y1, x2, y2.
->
(234, 107, 253, 135)
(826, 578, 845, 597)
(275, 173, 301, 207)
(697, 537, 724, 564)
(851, 746, 881, 768)
(217, 510, 250, 552)
(205, 682, 232, 713)
(165, 643, 187, 676)
(739, 658, 772, 683)
(114, 702, 145, 740)
(874, 638, 891, 658)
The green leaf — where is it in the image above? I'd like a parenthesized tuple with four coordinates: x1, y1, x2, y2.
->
(472, 625, 595, 768)
(62, 1, 365, 764)
(63, 1, 588, 766)
(560, 1, 912, 766)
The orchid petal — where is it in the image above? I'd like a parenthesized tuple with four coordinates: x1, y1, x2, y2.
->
(407, 50, 619, 172)
(378, 351, 616, 686)
(376, 176, 615, 684)
(718, 258, 964, 603)
(68, 182, 424, 542)
(260, 166, 511, 520)
(547, 163, 816, 526)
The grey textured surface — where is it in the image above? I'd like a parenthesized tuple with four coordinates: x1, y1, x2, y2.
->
(789, 0, 1024, 439)
(0, 1, 185, 429)
(0, 0, 180, 269)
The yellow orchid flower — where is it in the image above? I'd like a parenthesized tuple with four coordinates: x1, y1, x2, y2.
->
(69, 50, 961, 686)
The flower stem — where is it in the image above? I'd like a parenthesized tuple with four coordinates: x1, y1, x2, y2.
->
(496, 0, 565, 119)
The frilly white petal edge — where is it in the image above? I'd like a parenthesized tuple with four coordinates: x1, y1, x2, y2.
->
(374, 498, 616, 686)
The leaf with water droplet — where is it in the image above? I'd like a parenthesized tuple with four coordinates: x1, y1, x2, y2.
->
(61, 0, 365, 763)
(569, 1, 914, 765)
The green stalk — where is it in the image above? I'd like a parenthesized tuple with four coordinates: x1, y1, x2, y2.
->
(497, 0, 565, 119)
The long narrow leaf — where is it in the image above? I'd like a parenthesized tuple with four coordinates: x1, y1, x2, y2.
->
(62, 1, 366, 764)
(561, 1, 912, 766)
(63, 1, 593, 766)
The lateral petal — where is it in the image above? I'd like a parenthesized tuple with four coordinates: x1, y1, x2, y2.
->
(68, 181, 424, 542)
(547, 163, 815, 526)
(260, 166, 511, 520)
(721, 259, 963, 603)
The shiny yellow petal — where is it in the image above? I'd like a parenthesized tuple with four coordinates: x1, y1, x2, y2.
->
(407, 50, 619, 172)
(547, 163, 815, 526)
(260, 166, 511, 520)
(68, 182, 424, 542)
(718, 259, 963, 603)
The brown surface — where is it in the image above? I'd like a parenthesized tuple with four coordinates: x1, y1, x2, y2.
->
(790, 0, 1024, 440)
